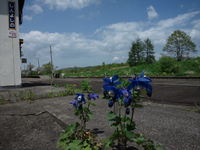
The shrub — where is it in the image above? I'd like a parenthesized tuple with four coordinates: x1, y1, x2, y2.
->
(159, 56, 179, 74)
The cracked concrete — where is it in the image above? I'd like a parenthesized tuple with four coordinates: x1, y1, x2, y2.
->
(0, 96, 199, 150)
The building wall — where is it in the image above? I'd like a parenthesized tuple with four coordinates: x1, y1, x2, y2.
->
(0, 0, 21, 86)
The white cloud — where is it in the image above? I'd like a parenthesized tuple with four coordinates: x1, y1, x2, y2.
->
(112, 56, 120, 61)
(26, 4, 43, 14)
(147, 5, 158, 20)
(21, 31, 107, 68)
(157, 11, 200, 29)
(23, 15, 32, 21)
(21, 11, 200, 68)
(192, 19, 200, 29)
(190, 19, 200, 42)
(42, 0, 101, 10)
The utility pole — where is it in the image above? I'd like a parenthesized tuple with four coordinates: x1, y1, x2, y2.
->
(50, 45, 54, 86)
(37, 58, 40, 73)
(37, 58, 40, 68)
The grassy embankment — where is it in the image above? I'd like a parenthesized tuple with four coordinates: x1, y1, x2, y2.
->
(57, 57, 200, 77)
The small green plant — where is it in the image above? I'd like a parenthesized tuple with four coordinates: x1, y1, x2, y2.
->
(0, 95, 7, 105)
(58, 93, 101, 150)
(187, 107, 200, 113)
(81, 79, 92, 93)
(47, 91, 69, 98)
(19, 90, 36, 102)
(52, 84, 62, 88)
(64, 84, 80, 95)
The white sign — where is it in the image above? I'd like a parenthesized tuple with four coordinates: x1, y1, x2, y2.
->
(8, 30, 17, 38)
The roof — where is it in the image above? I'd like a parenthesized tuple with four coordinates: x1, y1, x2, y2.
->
(18, 0, 25, 25)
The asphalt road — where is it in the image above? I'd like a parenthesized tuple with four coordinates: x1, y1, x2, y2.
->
(0, 96, 199, 150)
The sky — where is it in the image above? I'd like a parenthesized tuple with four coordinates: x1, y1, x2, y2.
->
(20, 0, 200, 69)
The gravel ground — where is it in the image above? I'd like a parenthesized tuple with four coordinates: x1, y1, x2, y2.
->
(21, 77, 200, 105)
(0, 96, 199, 150)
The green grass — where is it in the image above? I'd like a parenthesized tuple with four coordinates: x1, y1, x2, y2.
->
(186, 107, 200, 113)
(56, 57, 200, 77)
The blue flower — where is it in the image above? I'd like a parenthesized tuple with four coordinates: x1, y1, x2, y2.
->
(121, 89, 130, 97)
(121, 89, 133, 107)
(128, 72, 152, 97)
(75, 93, 86, 104)
(124, 97, 132, 107)
(103, 75, 121, 88)
(69, 100, 79, 108)
(108, 100, 114, 107)
(103, 75, 122, 101)
(125, 107, 130, 115)
(88, 93, 99, 100)
(104, 86, 122, 100)
(69, 93, 86, 108)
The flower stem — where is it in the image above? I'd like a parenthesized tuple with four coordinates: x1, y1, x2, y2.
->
(130, 107, 134, 123)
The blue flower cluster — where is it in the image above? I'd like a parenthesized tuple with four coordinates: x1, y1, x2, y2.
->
(88, 93, 99, 100)
(127, 72, 152, 97)
(70, 93, 99, 108)
(103, 73, 152, 113)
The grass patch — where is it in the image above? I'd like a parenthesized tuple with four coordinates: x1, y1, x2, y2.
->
(187, 107, 200, 113)
(56, 57, 200, 77)
(0, 99, 7, 105)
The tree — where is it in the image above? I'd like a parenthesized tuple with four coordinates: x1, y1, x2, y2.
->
(41, 62, 53, 75)
(144, 38, 155, 63)
(127, 38, 145, 66)
(163, 30, 196, 61)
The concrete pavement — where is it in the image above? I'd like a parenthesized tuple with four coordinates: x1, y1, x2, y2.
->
(0, 96, 199, 150)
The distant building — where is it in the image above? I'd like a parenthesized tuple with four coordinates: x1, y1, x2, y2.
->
(0, 0, 25, 86)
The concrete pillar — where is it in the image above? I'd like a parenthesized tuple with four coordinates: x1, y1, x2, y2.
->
(0, 0, 22, 86)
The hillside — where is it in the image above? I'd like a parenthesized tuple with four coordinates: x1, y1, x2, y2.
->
(56, 57, 200, 77)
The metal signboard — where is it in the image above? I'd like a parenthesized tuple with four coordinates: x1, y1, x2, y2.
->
(8, 1, 16, 30)
(8, 30, 17, 38)
(21, 58, 27, 63)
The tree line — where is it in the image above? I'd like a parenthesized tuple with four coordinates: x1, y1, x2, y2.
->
(127, 30, 197, 66)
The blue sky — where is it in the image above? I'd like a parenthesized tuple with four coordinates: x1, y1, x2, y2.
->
(20, 0, 200, 68)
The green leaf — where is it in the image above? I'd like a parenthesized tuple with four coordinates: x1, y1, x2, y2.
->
(88, 113, 94, 120)
(133, 104, 143, 108)
(111, 121, 120, 127)
(89, 102, 96, 106)
(74, 109, 81, 116)
(102, 138, 113, 148)
(125, 130, 134, 139)
(83, 146, 92, 150)
(121, 116, 130, 122)
(64, 123, 79, 136)
(133, 136, 146, 145)
(107, 111, 117, 120)
(126, 123, 135, 131)
(83, 107, 90, 113)
(67, 140, 82, 150)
